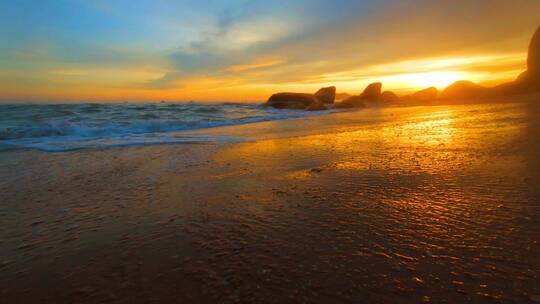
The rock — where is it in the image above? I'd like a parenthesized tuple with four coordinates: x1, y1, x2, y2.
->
(528, 25, 540, 76)
(380, 91, 399, 102)
(490, 25, 540, 95)
(514, 25, 540, 88)
(359, 82, 382, 101)
(305, 101, 328, 111)
(334, 82, 382, 108)
(335, 93, 352, 100)
(333, 97, 366, 109)
(266, 93, 318, 109)
(411, 87, 438, 102)
(314, 86, 336, 104)
(266, 86, 336, 109)
(440, 81, 488, 100)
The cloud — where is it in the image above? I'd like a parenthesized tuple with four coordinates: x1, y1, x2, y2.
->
(149, 10, 309, 87)
(2, 0, 540, 101)
(226, 58, 286, 73)
(148, 0, 540, 91)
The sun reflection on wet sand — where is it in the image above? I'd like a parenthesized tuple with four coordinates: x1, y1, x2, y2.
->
(207, 103, 537, 302)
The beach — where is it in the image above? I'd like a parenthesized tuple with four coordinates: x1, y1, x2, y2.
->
(1, 100, 539, 303)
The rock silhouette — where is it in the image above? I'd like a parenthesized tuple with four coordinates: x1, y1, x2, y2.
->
(528, 25, 540, 76)
(305, 101, 328, 111)
(491, 25, 540, 95)
(410, 87, 438, 102)
(335, 82, 382, 108)
(380, 91, 399, 103)
(266, 86, 335, 110)
(266, 24, 540, 109)
(266, 93, 318, 109)
(335, 93, 352, 100)
(315, 86, 336, 104)
(333, 98, 366, 109)
(441, 81, 488, 100)
(515, 25, 540, 89)
(359, 82, 382, 101)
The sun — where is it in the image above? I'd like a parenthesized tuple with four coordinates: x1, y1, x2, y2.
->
(390, 71, 468, 90)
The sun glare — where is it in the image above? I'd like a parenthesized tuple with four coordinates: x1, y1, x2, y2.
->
(376, 71, 468, 90)
(384, 71, 469, 90)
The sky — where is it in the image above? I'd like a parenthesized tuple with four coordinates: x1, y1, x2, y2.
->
(1, 0, 539, 102)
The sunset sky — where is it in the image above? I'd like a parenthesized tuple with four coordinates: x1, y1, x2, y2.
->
(1, 0, 540, 102)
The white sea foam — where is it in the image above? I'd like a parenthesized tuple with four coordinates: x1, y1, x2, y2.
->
(0, 102, 326, 151)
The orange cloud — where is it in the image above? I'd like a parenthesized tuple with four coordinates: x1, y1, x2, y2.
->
(226, 58, 286, 73)
(1, 0, 539, 102)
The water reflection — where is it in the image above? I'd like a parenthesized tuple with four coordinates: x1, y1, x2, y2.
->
(1, 102, 538, 303)
(211, 102, 537, 303)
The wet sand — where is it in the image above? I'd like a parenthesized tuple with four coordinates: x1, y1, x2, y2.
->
(1, 101, 539, 303)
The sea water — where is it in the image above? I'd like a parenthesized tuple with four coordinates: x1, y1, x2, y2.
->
(0, 102, 322, 152)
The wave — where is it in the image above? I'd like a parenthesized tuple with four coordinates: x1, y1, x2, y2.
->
(0, 102, 326, 151)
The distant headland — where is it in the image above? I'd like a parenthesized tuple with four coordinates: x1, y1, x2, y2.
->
(265, 25, 540, 111)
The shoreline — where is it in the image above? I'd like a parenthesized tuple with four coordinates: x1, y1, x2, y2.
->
(2, 94, 539, 153)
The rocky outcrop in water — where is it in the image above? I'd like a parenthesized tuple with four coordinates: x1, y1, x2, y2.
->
(410, 87, 438, 102)
(359, 82, 382, 101)
(266, 86, 335, 110)
(441, 81, 488, 100)
(334, 82, 382, 108)
(380, 91, 399, 103)
(490, 25, 540, 96)
(266, 93, 318, 109)
(265, 24, 540, 109)
(333, 96, 366, 109)
(525, 24, 540, 84)
(314, 86, 336, 104)
(335, 93, 352, 101)
(305, 101, 328, 111)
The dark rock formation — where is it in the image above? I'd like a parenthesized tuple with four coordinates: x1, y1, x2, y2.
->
(335, 93, 352, 100)
(266, 93, 318, 109)
(266, 86, 337, 109)
(490, 25, 540, 96)
(359, 82, 382, 101)
(334, 82, 382, 108)
(380, 91, 399, 103)
(333, 97, 366, 109)
(305, 101, 328, 111)
(440, 81, 488, 100)
(528, 25, 540, 76)
(314, 86, 336, 104)
(511, 25, 540, 90)
(411, 87, 438, 102)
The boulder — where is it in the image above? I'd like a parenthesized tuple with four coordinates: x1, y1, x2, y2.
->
(305, 101, 328, 111)
(334, 82, 382, 108)
(314, 86, 336, 104)
(528, 25, 540, 76)
(380, 91, 399, 103)
(266, 93, 318, 109)
(266, 86, 338, 109)
(514, 25, 540, 89)
(359, 82, 382, 101)
(335, 93, 352, 100)
(490, 25, 540, 96)
(334, 96, 366, 109)
(411, 87, 438, 102)
(440, 81, 488, 100)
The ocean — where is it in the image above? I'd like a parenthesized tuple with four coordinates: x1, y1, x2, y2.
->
(0, 102, 323, 152)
